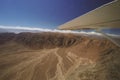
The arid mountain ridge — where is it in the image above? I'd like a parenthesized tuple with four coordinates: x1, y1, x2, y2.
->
(0, 32, 115, 49)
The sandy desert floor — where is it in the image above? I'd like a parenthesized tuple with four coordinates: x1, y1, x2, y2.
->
(0, 43, 94, 80)
(0, 33, 120, 80)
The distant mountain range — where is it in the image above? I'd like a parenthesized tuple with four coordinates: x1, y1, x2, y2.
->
(0, 28, 8, 33)
(0, 28, 41, 33)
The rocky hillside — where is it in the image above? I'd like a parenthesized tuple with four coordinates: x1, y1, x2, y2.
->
(0, 32, 114, 49)
(0, 33, 15, 44)
(15, 32, 82, 49)
(0, 32, 81, 48)
(0, 32, 119, 80)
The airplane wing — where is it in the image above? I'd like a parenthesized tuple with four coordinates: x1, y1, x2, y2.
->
(58, 0, 120, 47)
(58, 0, 120, 30)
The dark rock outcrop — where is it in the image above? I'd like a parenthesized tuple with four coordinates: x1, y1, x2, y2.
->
(0, 33, 15, 45)
(0, 32, 82, 49)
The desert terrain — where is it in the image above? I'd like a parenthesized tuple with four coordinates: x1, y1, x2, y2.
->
(0, 32, 120, 80)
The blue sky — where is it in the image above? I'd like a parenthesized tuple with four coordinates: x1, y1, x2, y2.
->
(0, 0, 113, 29)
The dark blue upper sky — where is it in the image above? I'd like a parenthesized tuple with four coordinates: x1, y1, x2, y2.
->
(0, 0, 113, 29)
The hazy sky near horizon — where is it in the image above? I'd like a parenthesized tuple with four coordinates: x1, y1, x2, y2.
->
(0, 0, 113, 29)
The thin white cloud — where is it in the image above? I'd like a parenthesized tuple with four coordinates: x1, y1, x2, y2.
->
(0, 25, 52, 31)
(0, 25, 102, 35)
